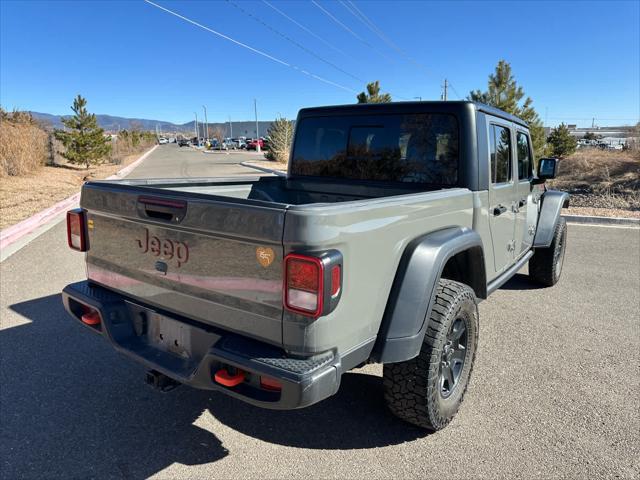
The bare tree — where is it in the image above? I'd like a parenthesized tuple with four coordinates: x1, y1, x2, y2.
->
(210, 126, 225, 144)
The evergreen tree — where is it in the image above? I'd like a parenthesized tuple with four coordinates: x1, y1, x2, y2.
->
(469, 60, 547, 160)
(264, 117, 294, 163)
(583, 131, 598, 141)
(357, 81, 392, 104)
(54, 95, 111, 168)
(547, 123, 577, 158)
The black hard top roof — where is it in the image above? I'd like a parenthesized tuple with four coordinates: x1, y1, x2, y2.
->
(297, 100, 529, 128)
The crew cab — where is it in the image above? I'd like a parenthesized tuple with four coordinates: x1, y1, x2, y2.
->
(62, 101, 568, 430)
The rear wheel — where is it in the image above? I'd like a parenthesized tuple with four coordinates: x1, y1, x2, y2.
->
(529, 217, 567, 287)
(383, 280, 479, 431)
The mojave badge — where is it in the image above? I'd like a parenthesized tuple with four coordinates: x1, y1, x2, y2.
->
(256, 247, 275, 267)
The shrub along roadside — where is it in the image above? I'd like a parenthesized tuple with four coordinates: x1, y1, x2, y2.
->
(0, 109, 49, 177)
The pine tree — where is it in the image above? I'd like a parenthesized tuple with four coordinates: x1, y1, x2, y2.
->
(547, 123, 577, 158)
(54, 95, 111, 168)
(469, 60, 547, 160)
(264, 117, 294, 163)
(583, 131, 598, 141)
(357, 81, 392, 104)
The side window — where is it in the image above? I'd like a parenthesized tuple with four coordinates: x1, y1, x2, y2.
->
(489, 124, 512, 183)
(516, 132, 532, 180)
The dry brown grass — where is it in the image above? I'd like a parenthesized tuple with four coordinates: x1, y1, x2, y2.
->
(0, 112, 49, 177)
(0, 151, 144, 229)
(550, 149, 640, 212)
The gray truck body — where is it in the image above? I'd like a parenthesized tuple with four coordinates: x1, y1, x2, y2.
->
(63, 101, 568, 409)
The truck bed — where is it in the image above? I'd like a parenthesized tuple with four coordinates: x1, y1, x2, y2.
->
(80, 175, 474, 354)
(108, 175, 447, 207)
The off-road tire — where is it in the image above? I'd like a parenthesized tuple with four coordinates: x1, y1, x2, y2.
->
(529, 217, 567, 287)
(383, 280, 479, 431)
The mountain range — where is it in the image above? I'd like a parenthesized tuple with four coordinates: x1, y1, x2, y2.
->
(29, 111, 274, 137)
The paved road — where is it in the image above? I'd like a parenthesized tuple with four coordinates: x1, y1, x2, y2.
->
(126, 143, 266, 179)
(1, 147, 639, 479)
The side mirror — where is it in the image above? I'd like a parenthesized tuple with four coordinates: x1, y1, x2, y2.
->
(532, 158, 559, 184)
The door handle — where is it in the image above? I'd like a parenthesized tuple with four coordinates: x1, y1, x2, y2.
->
(493, 204, 507, 216)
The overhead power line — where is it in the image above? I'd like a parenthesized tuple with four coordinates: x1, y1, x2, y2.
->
(342, 0, 463, 100)
(311, 0, 396, 64)
(143, 0, 357, 93)
(261, 0, 353, 60)
(227, 0, 365, 84)
(340, 0, 424, 71)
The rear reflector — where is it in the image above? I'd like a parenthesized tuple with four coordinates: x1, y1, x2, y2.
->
(66, 209, 88, 251)
(214, 368, 245, 387)
(260, 376, 282, 391)
(331, 265, 341, 297)
(284, 254, 323, 316)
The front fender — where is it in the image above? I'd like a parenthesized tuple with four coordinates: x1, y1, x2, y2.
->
(371, 227, 484, 364)
(533, 190, 570, 248)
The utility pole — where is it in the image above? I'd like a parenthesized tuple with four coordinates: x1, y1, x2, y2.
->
(203, 105, 208, 141)
(441, 79, 448, 101)
(592, 117, 595, 128)
(194, 112, 198, 144)
(254, 99, 260, 153)
(413, 96, 422, 101)
(544, 107, 548, 127)
(229, 116, 233, 139)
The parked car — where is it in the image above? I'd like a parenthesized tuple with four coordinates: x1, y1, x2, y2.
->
(221, 138, 238, 150)
(178, 138, 189, 147)
(246, 138, 264, 150)
(158, 137, 168, 144)
(208, 140, 227, 150)
(62, 101, 568, 431)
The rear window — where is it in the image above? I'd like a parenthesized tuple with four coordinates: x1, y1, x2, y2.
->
(291, 113, 459, 185)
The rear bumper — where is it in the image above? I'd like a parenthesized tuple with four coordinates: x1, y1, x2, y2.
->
(62, 281, 341, 410)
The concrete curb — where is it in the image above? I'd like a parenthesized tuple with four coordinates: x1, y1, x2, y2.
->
(240, 161, 286, 176)
(106, 144, 158, 179)
(0, 145, 158, 254)
(562, 214, 639, 226)
(0, 193, 80, 251)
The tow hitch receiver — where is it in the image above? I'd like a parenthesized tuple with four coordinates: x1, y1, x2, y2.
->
(145, 369, 181, 392)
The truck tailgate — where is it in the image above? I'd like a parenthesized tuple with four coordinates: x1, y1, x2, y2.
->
(81, 182, 286, 347)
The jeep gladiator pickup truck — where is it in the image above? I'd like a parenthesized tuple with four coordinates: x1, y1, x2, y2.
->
(62, 101, 568, 430)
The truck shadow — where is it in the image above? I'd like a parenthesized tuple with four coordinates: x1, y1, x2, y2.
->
(203, 371, 427, 450)
(4, 294, 227, 479)
(4, 294, 426, 477)
(499, 273, 546, 291)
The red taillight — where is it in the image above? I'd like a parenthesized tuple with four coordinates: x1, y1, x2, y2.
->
(66, 209, 88, 251)
(284, 254, 323, 316)
(331, 265, 341, 297)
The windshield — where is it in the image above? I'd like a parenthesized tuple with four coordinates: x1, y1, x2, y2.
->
(291, 113, 459, 185)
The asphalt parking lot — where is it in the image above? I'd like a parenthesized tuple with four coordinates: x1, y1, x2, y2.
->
(1, 145, 638, 479)
(125, 143, 267, 179)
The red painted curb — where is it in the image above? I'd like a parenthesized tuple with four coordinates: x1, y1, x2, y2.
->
(0, 145, 158, 252)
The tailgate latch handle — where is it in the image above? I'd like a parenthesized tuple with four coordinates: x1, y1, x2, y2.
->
(138, 196, 187, 223)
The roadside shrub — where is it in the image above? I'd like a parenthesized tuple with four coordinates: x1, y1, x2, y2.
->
(111, 129, 156, 165)
(0, 109, 49, 177)
(264, 117, 294, 164)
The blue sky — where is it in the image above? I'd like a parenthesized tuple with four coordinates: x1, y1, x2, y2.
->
(1, 0, 638, 127)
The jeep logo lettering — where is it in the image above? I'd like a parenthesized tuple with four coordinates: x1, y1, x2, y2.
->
(136, 228, 189, 267)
